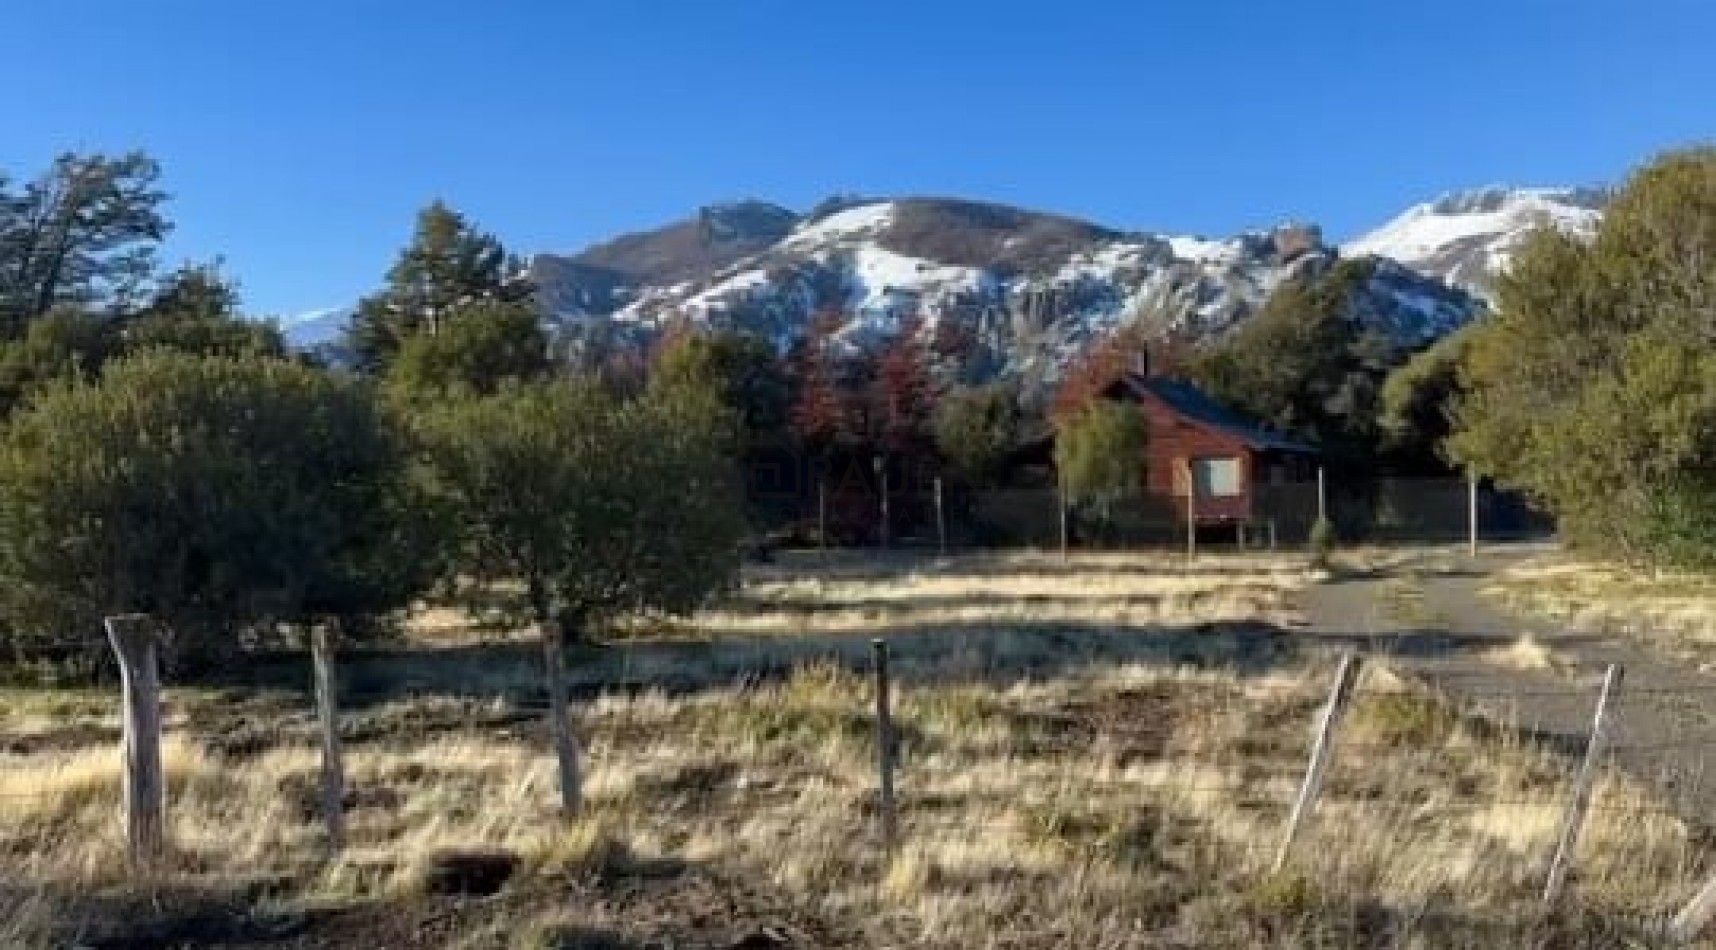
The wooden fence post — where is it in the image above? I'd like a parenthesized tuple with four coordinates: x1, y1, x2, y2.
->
(1274, 651, 1363, 873)
(1316, 466, 1328, 524)
(541, 620, 582, 815)
(934, 476, 947, 556)
(311, 623, 347, 853)
(1468, 471, 1480, 559)
(1268, 518, 1278, 552)
(1185, 466, 1197, 563)
(872, 638, 898, 861)
(873, 456, 891, 549)
(1543, 663, 1623, 905)
(105, 615, 164, 867)
(1058, 480, 1070, 561)
(1669, 836, 1716, 941)
(818, 478, 828, 558)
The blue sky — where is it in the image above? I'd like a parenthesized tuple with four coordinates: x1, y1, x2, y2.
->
(2, 0, 1712, 317)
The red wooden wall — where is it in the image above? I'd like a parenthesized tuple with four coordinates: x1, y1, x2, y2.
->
(1135, 392, 1256, 523)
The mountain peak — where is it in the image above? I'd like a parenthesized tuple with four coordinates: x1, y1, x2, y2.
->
(1345, 185, 1606, 298)
(1425, 185, 1610, 217)
(696, 200, 799, 242)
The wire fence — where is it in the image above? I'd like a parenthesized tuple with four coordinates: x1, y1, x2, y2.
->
(12, 638, 1716, 939)
(770, 475, 1554, 551)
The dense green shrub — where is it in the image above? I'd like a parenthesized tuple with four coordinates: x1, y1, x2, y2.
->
(0, 351, 425, 667)
(415, 378, 746, 634)
(1451, 148, 1716, 564)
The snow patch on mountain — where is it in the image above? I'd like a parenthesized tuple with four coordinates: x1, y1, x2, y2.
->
(1165, 235, 1238, 266)
(276, 306, 353, 349)
(784, 201, 896, 248)
(286, 189, 1549, 393)
(1344, 186, 1606, 298)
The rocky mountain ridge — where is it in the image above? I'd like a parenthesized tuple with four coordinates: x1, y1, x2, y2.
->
(288, 188, 1609, 388)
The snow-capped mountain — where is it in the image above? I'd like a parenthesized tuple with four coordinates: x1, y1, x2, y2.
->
(1343, 186, 1608, 299)
(288, 187, 1608, 386)
(528, 196, 1480, 391)
(275, 306, 353, 349)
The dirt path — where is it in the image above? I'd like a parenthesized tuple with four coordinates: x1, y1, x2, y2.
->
(1301, 546, 1716, 819)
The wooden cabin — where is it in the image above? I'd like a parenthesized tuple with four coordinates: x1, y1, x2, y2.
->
(1093, 372, 1319, 526)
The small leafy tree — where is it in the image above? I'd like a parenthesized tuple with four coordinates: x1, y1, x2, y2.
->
(649, 326, 793, 525)
(788, 312, 856, 457)
(935, 380, 1022, 487)
(1052, 324, 1151, 421)
(418, 379, 745, 635)
(0, 351, 426, 668)
(1054, 400, 1147, 519)
(1379, 326, 1472, 469)
(0, 307, 118, 416)
(649, 325, 790, 448)
(120, 262, 288, 360)
(387, 299, 548, 399)
(869, 315, 936, 459)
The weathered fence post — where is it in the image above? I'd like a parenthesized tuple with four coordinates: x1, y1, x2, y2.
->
(818, 478, 829, 558)
(105, 615, 164, 867)
(1185, 465, 1198, 562)
(1672, 870, 1716, 943)
(1268, 517, 1279, 552)
(1316, 466, 1328, 524)
(1467, 471, 1480, 559)
(1058, 480, 1070, 561)
(873, 456, 890, 549)
(311, 623, 347, 853)
(934, 476, 947, 556)
(1274, 651, 1363, 872)
(541, 619, 582, 815)
(872, 638, 898, 861)
(1543, 663, 1623, 905)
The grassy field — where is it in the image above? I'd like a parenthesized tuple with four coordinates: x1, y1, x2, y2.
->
(2, 551, 1711, 948)
(1490, 556, 1716, 668)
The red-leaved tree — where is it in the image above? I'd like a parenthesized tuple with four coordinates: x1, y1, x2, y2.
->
(1052, 327, 1152, 421)
(790, 312, 851, 455)
(871, 314, 937, 459)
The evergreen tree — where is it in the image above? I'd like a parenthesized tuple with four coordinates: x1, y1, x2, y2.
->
(1450, 147, 1716, 563)
(121, 262, 288, 360)
(1188, 258, 1398, 461)
(0, 151, 172, 333)
(1380, 325, 1473, 470)
(345, 201, 525, 372)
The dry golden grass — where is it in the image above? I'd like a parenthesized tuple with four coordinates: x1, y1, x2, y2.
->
(1491, 556, 1716, 665)
(1481, 634, 1569, 673)
(1, 551, 1709, 947)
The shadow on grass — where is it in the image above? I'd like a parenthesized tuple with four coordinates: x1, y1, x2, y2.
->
(198, 618, 1298, 711)
(163, 613, 1605, 720)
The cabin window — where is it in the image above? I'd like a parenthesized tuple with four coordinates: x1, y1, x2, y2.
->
(1193, 457, 1243, 498)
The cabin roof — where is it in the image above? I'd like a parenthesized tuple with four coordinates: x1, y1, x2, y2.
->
(1103, 373, 1318, 454)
